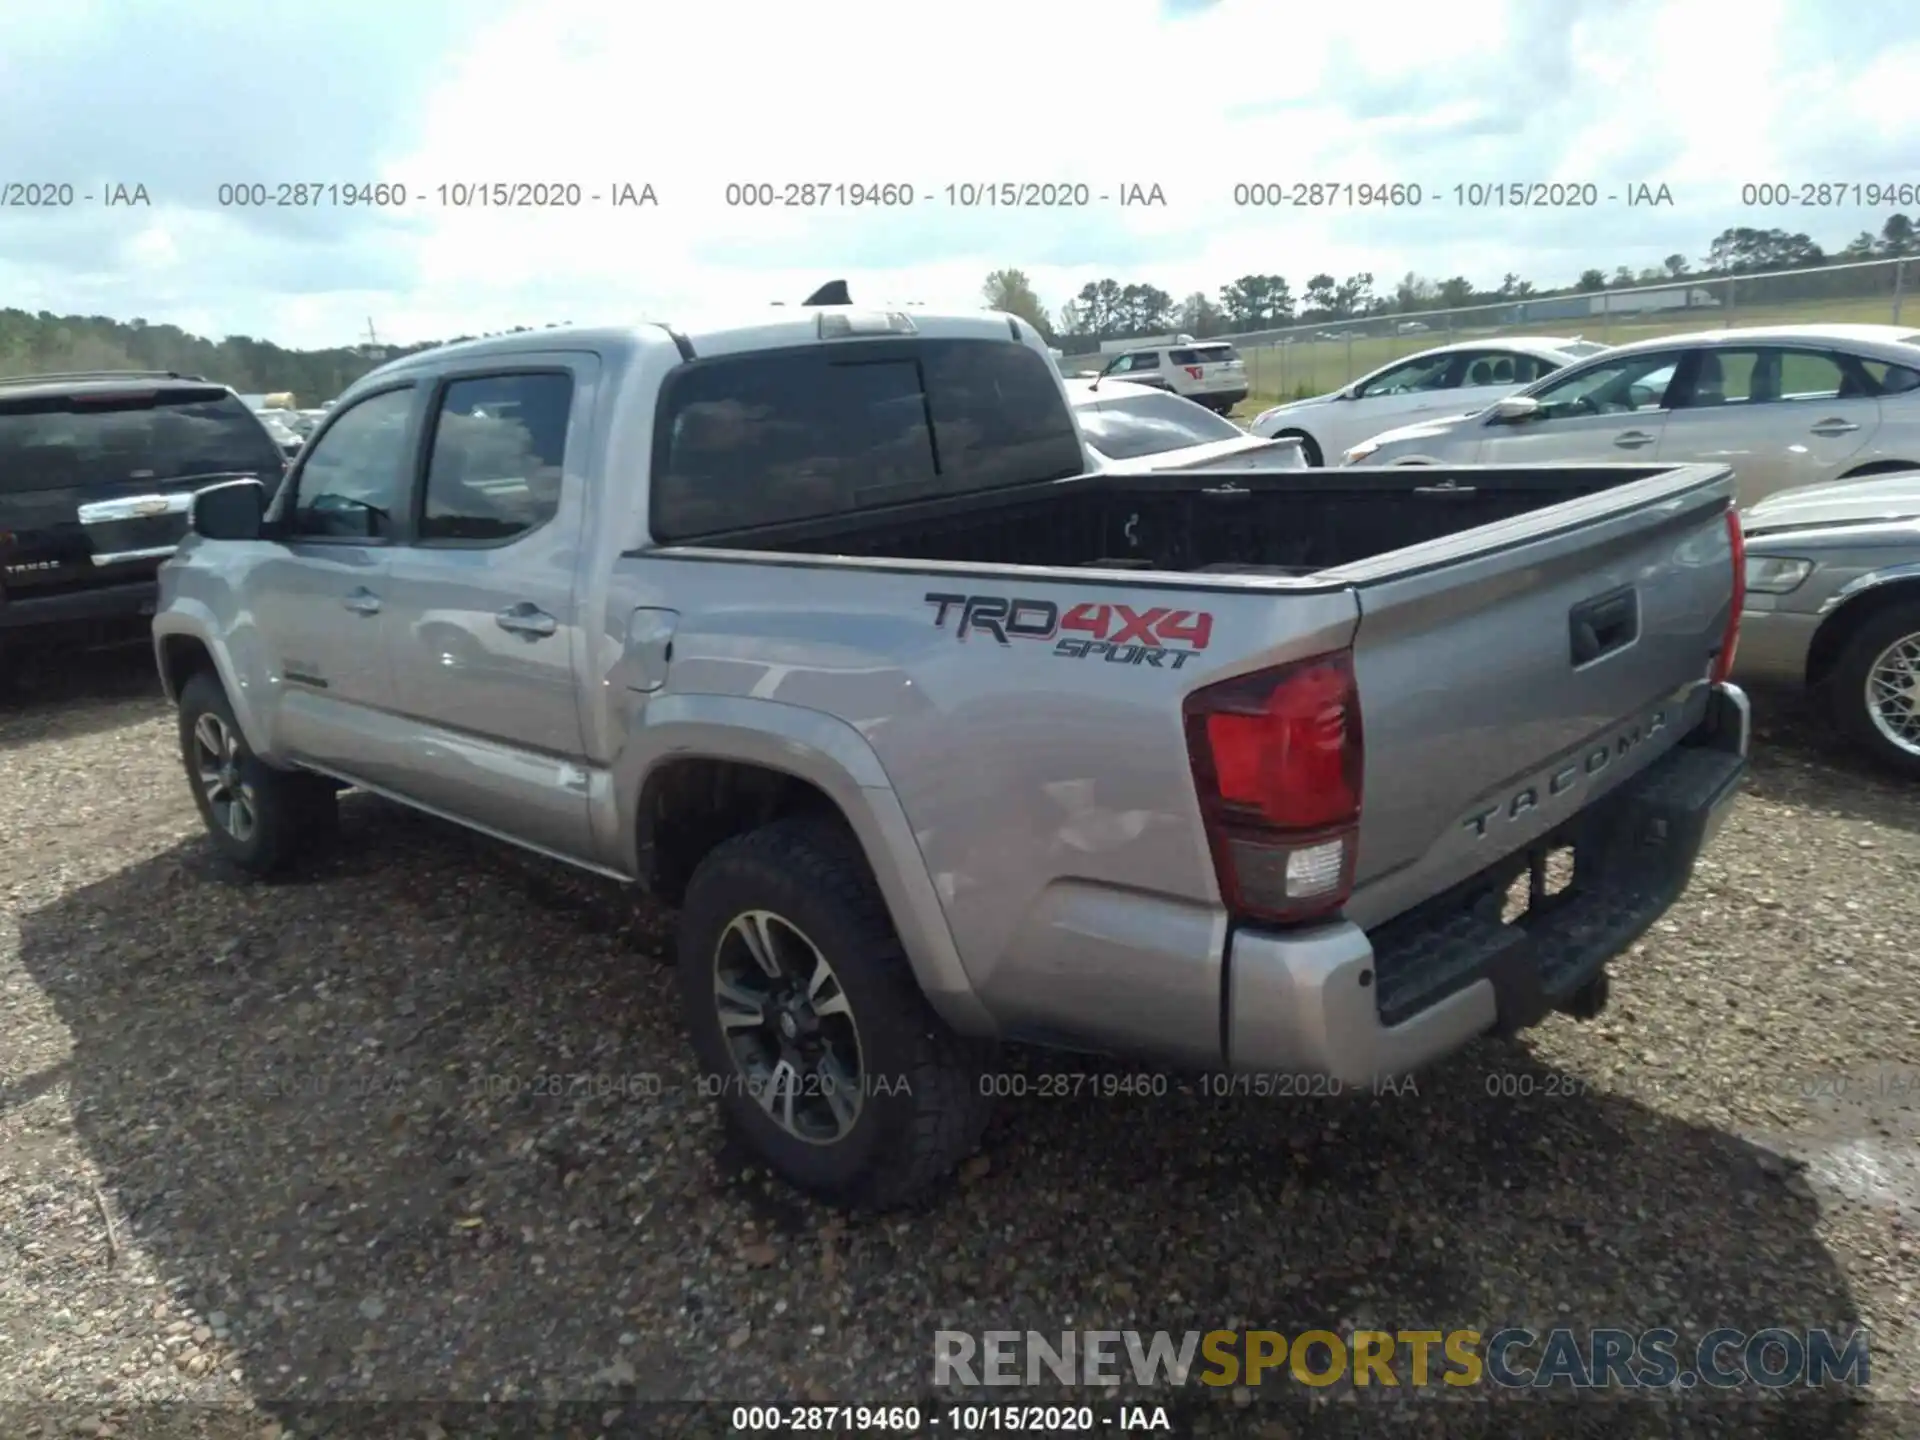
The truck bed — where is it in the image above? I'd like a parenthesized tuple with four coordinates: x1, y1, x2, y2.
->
(671, 463, 1677, 575)
(646, 457, 1739, 954)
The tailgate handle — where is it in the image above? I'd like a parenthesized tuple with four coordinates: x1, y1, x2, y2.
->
(1569, 586, 1639, 666)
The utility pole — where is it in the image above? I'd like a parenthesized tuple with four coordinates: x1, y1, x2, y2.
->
(364, 317, 379, 348)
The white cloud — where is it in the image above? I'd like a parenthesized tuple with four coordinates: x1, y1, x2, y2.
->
(2, 0, 1917, 348)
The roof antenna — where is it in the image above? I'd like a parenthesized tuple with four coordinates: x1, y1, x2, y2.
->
(803, 280, 852, 306)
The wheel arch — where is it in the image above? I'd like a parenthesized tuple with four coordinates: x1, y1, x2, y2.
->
(1805, 571, 1920, 692)
(1268, 426, 1324, 466)
(153, 612, 273, 756)
(612, 694, 995, 1037)
(1837, 459, 1920, 481)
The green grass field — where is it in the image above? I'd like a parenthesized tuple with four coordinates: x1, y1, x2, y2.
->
(1068, 291, 1913, 419)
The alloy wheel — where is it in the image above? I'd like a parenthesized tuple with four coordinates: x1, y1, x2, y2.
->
(192, 712, 257, 842)
(1864, 630, 1920, 758)
(712, 909, 866, 1144)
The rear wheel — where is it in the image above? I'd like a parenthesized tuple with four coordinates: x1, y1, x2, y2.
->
(1821, 600, 1920, 779)
(177, 671, 337, 875)
(1274, 429, 1322, 466)
(677, 816, 997, 1209)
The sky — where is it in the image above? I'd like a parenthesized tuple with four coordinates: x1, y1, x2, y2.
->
(2, 0, 1917, 350)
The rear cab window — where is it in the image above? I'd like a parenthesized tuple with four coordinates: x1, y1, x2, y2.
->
(0, 385, 285, 496)
(650, 339, 1086, 541)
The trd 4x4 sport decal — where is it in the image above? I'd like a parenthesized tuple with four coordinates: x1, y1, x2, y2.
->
(924, 592, 1214, 670)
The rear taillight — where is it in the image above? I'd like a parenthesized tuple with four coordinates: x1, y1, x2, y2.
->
(1711, 507, 1744, 684)
(1184, 651, 1363, 925)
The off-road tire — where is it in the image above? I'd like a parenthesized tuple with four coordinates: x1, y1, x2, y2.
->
(1821, 599, 1920, 780)
(677, 815, 997, 1210)
(177, 671, 338, 876)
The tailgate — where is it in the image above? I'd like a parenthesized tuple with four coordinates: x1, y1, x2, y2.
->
(2, 476, 202, 598)
(0, 383, 284, 597)
(1327, 462, 1737, 931)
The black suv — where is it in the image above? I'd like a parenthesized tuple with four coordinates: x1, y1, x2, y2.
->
(0, 371, 288, 657)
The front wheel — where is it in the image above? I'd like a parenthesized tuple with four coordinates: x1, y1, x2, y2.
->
(1273, 429, 1323, 467)
(1822, 600, 1920, 779)
(177, 671, 337, 875)
(676, 816, 997, 1209)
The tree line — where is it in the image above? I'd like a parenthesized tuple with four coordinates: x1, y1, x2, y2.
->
(0, 314, 571, 407)
(0, 216, 1912, 393)
(985, 214, 1918, 352)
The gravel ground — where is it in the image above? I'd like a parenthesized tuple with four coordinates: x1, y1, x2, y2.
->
(0, 648, 1915, 1439)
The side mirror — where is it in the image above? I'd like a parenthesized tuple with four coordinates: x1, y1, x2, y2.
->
(1490, 395, 1542, 424)
(191, 477, 267, 541)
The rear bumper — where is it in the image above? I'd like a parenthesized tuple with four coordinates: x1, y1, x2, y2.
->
(0, 579, 158, 634)
(1225, 683, 1750, 1083)
(1731, 606, 1819, 688)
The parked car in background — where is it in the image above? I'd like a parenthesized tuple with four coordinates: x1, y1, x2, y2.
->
(0, 369, 288, 661)
(1342, 324, 1920, 508)
(258, 410, 305, 458)
(1734, 469, 1920, 776)
(1090, 338, 1248, 413)
(1248, 337, 1605, 466)
(1066, 378, 1303, 472)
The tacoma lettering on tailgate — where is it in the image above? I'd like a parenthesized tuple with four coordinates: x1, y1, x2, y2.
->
(925, 593, 1213, 670)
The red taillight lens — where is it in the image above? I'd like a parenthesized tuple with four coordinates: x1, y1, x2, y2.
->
(1185, 652, 1364, 924)
(1712, 507, 1744, 684)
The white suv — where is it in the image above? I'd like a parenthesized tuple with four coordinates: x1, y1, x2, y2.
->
(1091, 338, 1248, 414)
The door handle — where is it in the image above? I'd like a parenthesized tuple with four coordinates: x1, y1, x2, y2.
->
(496, 603, 558, 638)
(1569, 585, 1640, 666)
(342, 588, 382, 616)
(1810, 418, 1860, 436)
(1613, 430, 1657, 449)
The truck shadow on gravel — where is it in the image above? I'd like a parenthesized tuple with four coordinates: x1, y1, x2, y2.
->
(14, 795, 1873, 1433)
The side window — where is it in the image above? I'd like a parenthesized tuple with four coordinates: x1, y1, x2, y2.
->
(1777, 349, 1858, 401)
(1532, 353, 1681, 419)
(420, 372, 573, 543)
(1129, 352, 1161, 371)
(1355, 354, 1454, 398)
(1454, 353, 1501, 387)
(651, 340, 1083, 540)
(1862, 358, 1920, 395)
(1672, 349, 1759, 407)
(1672, 348, 1857, 409)
(1505, 354, 1560, 384)
(288, 387, 416, 539)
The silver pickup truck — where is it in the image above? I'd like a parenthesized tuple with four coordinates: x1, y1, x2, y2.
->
(153, 307, 1751, 1207)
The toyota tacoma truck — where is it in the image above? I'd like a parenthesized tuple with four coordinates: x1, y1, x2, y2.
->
(152, 306, 1751, 1207)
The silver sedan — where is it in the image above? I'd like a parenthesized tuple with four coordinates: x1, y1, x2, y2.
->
(1064, 378, 1305, 472)
(1344, 323, 1920, 510)
(1735, 470, 1920, 776)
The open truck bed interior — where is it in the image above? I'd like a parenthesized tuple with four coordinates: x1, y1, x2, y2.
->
(659, 464, 1690, 574)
